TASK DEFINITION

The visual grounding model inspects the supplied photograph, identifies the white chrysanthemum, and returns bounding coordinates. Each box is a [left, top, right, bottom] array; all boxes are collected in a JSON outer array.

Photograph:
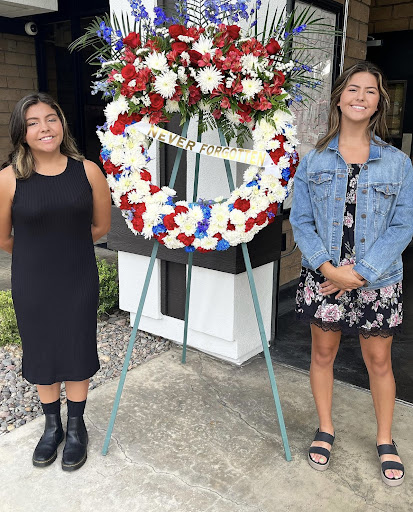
[[125, 126, 148, 146], [163, 236, 185, 249], [214, 196, 224, 203], [128, 190, 144, 203], [225, 110, 241, 126], [178, 35, 195, 43], [141, 223, 155, 239], [142, 95, 151, 107], [241, 78, 263, 100], [241, 54, 259, 74], [161, 186, 176, 197], [104, 96, 129, 126], [165, 100, 180, 113], [229, 209, 247, 225], [161, 205, 175, 215], [284, 142, 295, 153], [200, 237, 218, 250], [192, 35, 216, 56], [223, 231, 242, 246], [243, 166, 259, 182], [198, 100, 211, 112], [187, 206, 204, 222], [144, 51, 168, 73], [253, 119, 276, 143], [125, 151, 147, 171], [109, 148, 125, 166], [284, 125, 299, 145], [278, 155, 290, 170], [196, 66, 224, 94], [132, 180, 151, 196], [267, 139, 281, 150], [154, 70, 178, 99]]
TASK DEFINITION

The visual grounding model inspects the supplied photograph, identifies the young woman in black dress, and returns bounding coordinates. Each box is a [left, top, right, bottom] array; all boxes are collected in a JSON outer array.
[[0, 93, 111, 471]]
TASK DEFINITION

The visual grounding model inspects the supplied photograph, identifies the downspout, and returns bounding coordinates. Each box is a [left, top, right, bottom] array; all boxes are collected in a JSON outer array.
[[340, 0, 350, 73]]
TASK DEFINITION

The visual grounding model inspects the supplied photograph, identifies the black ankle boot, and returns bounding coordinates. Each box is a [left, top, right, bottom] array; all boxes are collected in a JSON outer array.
[[32, 413, 64, 467], [61, 416, 88, 471]]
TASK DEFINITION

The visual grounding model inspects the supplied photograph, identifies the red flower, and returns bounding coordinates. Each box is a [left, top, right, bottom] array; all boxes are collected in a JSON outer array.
[[140, 170, 152, 181], [196, 247, 211, 253], [269, 147, 285, 165], [103, 160, 121, 175], [188, 85, 202, 105], [227, 221, 236, 231], [123, 48, 136, 63], [135, 203, 146, 215], [150, 184, 161, 194], [265, 38, 281, 55], [119, 194, 131, 209], [123, 32, 141, 49], [221, 97, 231, 109], [171, 42, 188, 54], [121, 64, 137, 80], [245, 217, 255, 232], [169, 24, 187, 39], [255, 212, 268, 225], [234, 198, 250, 212], [187, 50, 202, 66], [212, 109, 222, 119], [110, 120, 126, 135], [163, 213, 178, 230], [177, 233, 195, 246], [175, 205, 189, 214], [149, 93, 164, 111], [132, 216, 144, 232], [226, 25, 241, 40]]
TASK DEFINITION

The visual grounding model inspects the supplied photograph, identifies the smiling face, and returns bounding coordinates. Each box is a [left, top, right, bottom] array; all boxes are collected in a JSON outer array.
[[24, 102, 64, 156], [338, 71, 380, 127]]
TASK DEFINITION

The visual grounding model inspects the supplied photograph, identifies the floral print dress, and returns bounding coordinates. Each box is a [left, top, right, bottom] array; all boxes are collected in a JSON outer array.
[[296, 164, 403, 338]]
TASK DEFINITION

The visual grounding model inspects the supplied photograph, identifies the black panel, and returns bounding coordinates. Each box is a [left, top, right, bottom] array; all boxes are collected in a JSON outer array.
[[108, 206, 283, 275], [161, 261, 186, 320]]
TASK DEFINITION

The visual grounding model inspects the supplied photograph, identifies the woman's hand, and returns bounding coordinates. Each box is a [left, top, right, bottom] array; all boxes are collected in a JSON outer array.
[[319, 262, 366, 298]]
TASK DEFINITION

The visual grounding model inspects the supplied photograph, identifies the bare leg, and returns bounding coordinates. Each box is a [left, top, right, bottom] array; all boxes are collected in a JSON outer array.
[[360, 335, 403, 480], [309, 324, 341, 463], [65, 380, 89, 402], [37, 383, 61, 404]]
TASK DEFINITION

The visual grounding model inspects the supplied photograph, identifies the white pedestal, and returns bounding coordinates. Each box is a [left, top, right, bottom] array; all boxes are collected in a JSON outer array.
[[118, 251, 274, 365]]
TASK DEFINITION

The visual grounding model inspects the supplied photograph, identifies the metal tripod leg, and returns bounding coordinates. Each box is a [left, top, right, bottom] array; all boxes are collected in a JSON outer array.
[[218, 129, 291, 461], [102, 120, 190, 455]]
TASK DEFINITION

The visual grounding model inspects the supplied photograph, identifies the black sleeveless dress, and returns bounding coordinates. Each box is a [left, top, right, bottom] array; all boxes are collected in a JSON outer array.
[[11, 157, 100, 385]]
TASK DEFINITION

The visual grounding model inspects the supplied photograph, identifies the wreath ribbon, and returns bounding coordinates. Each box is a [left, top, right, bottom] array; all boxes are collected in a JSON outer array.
[[126, 121, 281, 178]]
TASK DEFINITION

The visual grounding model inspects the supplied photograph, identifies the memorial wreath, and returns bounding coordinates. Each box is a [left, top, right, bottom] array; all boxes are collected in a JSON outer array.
[[72, 0, 325, 252]]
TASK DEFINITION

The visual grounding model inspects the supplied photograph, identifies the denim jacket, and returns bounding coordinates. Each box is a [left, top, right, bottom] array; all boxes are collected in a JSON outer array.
[[290, 134, 413, 290]]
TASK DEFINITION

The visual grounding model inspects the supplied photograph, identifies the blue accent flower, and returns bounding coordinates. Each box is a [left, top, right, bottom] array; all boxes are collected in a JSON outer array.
[[246, 180, 258, 187], [281, 169, 290, 180], [185, 245, 195, 252], [228, 203, 234, 212], [153, 225, 167, 235], [216, 239, 230, 251]]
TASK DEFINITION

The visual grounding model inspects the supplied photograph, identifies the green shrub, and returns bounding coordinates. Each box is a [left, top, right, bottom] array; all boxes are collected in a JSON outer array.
[[97, 257, 119, 317], [0, 290, 21, 346]]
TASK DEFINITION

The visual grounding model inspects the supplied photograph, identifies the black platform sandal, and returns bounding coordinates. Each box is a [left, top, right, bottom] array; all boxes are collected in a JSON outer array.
[[308, 429, 335, 471], [377, 441, 405, 487]]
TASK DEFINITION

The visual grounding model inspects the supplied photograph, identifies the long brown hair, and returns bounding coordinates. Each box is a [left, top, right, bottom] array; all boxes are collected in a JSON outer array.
[[316, 61, 390, 152], [2, 93, 84, 179]]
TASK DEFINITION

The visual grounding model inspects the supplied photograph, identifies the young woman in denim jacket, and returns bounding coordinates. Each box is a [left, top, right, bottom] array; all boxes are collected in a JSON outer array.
[[290, 62, 413, 486]]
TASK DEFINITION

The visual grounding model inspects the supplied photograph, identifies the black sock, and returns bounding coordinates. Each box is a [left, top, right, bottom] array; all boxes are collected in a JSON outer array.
[[67, 399, 86, 418], [41, 399, 61, 415]]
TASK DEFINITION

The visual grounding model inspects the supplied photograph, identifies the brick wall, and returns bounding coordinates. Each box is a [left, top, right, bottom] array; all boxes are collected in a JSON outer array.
[[369, 0, 413, 33], [0, 33, 38, 165]]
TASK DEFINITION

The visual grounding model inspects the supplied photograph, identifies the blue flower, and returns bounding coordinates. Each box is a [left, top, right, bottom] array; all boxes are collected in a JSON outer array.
[[114, 39, 124, 51], [185, 246, 195, 252], [216, 239, 230, 251], [246, 180, 258, 187], [281, 169, 290, 180], [153, 225, 167, 235], [228, 203, 234, 212]]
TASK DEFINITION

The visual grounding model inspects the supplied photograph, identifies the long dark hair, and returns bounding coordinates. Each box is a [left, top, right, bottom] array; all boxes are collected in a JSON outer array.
[[2, 93, 84, 179], [316, 61, 390, 152]]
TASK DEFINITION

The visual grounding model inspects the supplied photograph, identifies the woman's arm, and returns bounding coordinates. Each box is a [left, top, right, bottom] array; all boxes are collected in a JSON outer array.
[[84, 160, 112, 243], [0, 166, 15, 254], [353, 155, 413, 283]]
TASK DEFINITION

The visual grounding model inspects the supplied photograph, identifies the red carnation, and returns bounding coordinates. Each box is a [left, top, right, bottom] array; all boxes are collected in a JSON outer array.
[[149, 93, 164, 111], [135, 203, 146, 215], [123, 32, 141, 49], [175, 205, 189, 214], [245, 217, 255, 232], [169, 24, 187, 39], [132, 216, 144, 232], [119, 194, 131, 209], [140, 170, 152, 181], [177, 233, 195, 246], [171, 42, 188, 54], [265, 38, 281, 55], [121, 64, 137, 80], [150, 184, 161, 194], [234, 198, 250, 212], [103, 160, 120, 175], [256, 211, 268, 225], [227, 221, 236, 231], [163, 213, 178, 230]]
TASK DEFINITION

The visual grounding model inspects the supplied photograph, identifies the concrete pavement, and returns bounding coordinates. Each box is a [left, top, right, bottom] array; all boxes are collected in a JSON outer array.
[[0, 345, 412, 512]]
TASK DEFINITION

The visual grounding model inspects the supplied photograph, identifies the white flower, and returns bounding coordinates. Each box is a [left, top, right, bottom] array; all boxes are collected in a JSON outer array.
[[165, 100, 180, 113], [164, 236, 185, 249], [104, 96, 129, 125], [180, 52, 190, 67], [198, 100, 211, 112], [142, 95, 151, 107], [200, 237, 218, 250], [196, 66, 224, 94], [188, 206, 204, 222], [161, 186, 176, 197], [192, 35, 216, 56], [229, 209, 246, 225], [243, 166, 259, 182], [241, 78, 263, 100], [113, 73, 125, 83], [177, 66, 188, 83], [277, 156, 290, 170], [154, 70, 178, 99], [225, 110, 241, 125], [267, 139, 281, 150], [178, 35, 195, 43], [241, 54, 259, 74], [144, 51, 168, 73]]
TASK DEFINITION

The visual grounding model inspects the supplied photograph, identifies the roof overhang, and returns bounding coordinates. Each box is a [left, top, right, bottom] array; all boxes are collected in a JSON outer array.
[[0, 0, 58, 18]]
